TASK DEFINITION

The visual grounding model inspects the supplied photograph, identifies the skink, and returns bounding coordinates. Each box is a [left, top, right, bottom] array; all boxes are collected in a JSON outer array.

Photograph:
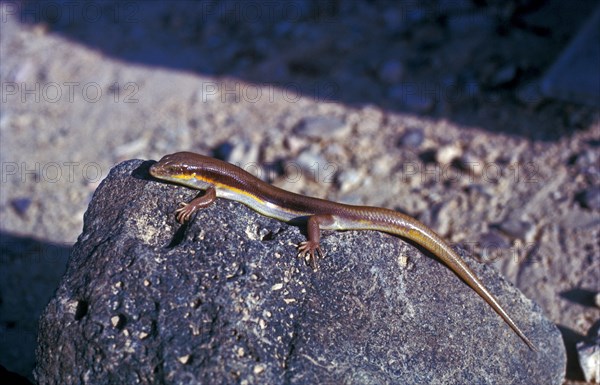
[[149, 151, 536, 351]]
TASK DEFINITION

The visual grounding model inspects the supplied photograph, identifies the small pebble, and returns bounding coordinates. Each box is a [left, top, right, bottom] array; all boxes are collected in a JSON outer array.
[[213, 140, 259, 168], [455, 153, 484, 176], [114, 137, 148, 158], [110, 315, 124, 329], [293, 116, 349, 139], [479, 231, 511, 249], [398, 128, 424, 148], [294, 150, 330, 182], [436, 145, 463, 164], [284, 136, 307, 153], [177, 354, 191, 365], [337, 169, 362, 192], [576, 187, 600, 210], [496, 219, 534, 239], [214, 142, 235, 160], [575, 149, 598, 168], [253, 364, 265, 375], [11, 197, 32, 216], [577, 332, 600, 383], [271, 283, 283, 291], [478, 231, 511, 262]]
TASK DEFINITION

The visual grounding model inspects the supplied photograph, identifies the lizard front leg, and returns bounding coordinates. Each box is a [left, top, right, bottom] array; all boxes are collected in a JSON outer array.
[[175, 186, 217, 223]]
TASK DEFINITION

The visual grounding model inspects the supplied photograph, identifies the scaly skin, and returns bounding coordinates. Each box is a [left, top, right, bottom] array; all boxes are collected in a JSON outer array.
[[149, 151, 537, 351]]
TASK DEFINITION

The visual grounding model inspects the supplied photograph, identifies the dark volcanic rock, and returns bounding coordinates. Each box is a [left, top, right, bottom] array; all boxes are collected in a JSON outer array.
[[35, 160, 566, 385]]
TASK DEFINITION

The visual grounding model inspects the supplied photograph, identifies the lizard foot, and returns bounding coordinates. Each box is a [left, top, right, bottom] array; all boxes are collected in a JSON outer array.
[[175, 202, 196, 223], [297, 241, 324, 270]]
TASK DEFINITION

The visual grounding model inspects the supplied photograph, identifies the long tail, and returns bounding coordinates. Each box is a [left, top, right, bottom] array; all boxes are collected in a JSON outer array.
[[337, 209, 537, 351]]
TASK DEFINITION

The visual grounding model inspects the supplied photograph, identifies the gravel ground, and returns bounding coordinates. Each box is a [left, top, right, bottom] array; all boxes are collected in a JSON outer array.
[[0, 1, 598, 383]]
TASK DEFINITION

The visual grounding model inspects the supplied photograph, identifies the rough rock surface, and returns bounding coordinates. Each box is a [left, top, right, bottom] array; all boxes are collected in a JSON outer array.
[[35, 160, 566, 384]]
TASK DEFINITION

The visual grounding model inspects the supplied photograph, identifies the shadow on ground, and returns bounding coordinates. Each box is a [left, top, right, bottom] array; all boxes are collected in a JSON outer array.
[[7, 0, 599, 140], [0, 231, 71, 382]]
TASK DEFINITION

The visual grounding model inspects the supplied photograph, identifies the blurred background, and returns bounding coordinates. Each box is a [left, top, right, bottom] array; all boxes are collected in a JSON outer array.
[[1, 0, 599, 383]]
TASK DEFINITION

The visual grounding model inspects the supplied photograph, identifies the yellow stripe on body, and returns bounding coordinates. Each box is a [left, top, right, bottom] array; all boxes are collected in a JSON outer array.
[[173, 173, 303, 222]]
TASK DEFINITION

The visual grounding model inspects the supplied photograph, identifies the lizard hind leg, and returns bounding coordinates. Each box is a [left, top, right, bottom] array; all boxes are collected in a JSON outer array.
[[297, 214, 336, 270], [297, 241, 325, 270]]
